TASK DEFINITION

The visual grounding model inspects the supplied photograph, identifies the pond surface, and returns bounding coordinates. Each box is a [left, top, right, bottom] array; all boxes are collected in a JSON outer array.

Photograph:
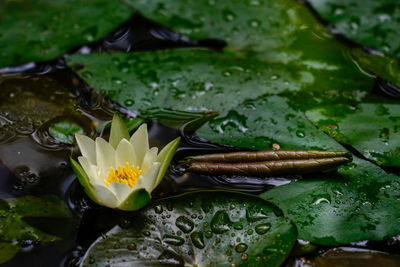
[[1, 1, 400, 267]]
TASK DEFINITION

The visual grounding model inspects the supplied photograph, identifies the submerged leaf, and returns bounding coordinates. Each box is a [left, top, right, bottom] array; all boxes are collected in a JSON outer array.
[[81, 191, 297, 267], [49, 121, 84, 145], [0, 195, 71, 263]]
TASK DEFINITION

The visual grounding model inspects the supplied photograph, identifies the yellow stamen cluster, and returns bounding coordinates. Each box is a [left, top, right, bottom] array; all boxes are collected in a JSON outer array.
[[105, 162, 141, 188]]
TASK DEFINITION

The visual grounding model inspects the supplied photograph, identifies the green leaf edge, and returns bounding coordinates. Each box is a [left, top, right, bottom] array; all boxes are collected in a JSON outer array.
[[109, 112, 130, 149], [125, 117, 147, 134], [70, 157, 102, 206], [155, 136, 181, 187], [0, 242, 20, 264]]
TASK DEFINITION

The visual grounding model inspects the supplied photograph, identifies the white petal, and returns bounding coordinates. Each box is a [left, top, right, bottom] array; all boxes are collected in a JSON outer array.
[[141, 147, 158, 174], [138, 162, 160, 192], [107, 182, 133, 205], [75, 134, 96, 165], [96, 137, 115, 179], [130, 124, 149, 167], [78, 156, 103, 186], [115, 139, 137, 167], [93, 185, 119, 208]]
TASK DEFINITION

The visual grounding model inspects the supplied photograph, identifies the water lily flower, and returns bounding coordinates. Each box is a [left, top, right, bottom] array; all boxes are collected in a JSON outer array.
[[70, 113, 180, 210]]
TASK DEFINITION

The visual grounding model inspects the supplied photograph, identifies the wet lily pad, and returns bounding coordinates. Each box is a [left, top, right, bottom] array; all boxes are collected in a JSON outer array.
[[0, 0, 132, 68], [261, 157, 400, 245], [66, 48, 360, 148], [308, 0, 400, 58], [197, 95, 342, 151], [305, 103, 400, 167], [80, 191, 297, 267], [0, 195, 71, 263]]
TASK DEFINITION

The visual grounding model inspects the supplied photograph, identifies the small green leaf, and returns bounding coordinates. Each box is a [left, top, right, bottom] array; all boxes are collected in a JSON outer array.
[[261, 157, 400, 245], [109, 113, 130, 149], [49, 121, 84, 145], [125, 117, 147, 134], [81, 191, 297, 267], [70, 157, 101, 205], [118, 188, 151, 211], [155, 137, 181, 187]]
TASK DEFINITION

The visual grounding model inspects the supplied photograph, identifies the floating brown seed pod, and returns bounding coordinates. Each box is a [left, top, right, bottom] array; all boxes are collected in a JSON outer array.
[[188, 149, 352, 163], [186, 150, 352, 177]]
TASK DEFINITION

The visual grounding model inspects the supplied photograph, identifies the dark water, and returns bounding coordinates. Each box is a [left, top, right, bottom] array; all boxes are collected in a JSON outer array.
[[0, 9, 399, 267]]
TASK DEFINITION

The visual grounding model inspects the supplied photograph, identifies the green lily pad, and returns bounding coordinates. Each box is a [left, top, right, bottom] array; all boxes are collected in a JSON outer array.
[[260, 157, 400, 246], [0, 195, 71, 264], [80, 191, 297, 267], [67, 50, 307, 113], [0, 0, 132, 68], [308, 0, 400, 58], [49, 121, 84, 145], [305, 103, 400, 167], [198, 95, 342, 151], [66, 48, 364, 148]]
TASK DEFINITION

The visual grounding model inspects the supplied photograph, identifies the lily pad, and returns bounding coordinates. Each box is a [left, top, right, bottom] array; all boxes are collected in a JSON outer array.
[[308, 0, 400, 58], [0, 0, 132, 68], [0, 195, 71, 263], [80, 191, 297, 267], [66, 48, 362, 148], [260, 157, 400, 245], [49, 121, 84, 145], [305, 103, 400, 167], [197, 95, 342, 151]]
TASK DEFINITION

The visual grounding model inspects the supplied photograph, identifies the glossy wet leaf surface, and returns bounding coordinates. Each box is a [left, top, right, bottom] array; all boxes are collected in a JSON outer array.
[[197, 96, 342, 151], [0, 195, 71, 263], [308, 0, 400, 58], [81, 191, 297, 267], [306, 103, 400, 167], [261, 157, 400, 246], [0, 0, 132, 68]]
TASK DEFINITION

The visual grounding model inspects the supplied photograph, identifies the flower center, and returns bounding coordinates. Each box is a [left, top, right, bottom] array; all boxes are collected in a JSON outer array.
[[105, 162, 142, 188]]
